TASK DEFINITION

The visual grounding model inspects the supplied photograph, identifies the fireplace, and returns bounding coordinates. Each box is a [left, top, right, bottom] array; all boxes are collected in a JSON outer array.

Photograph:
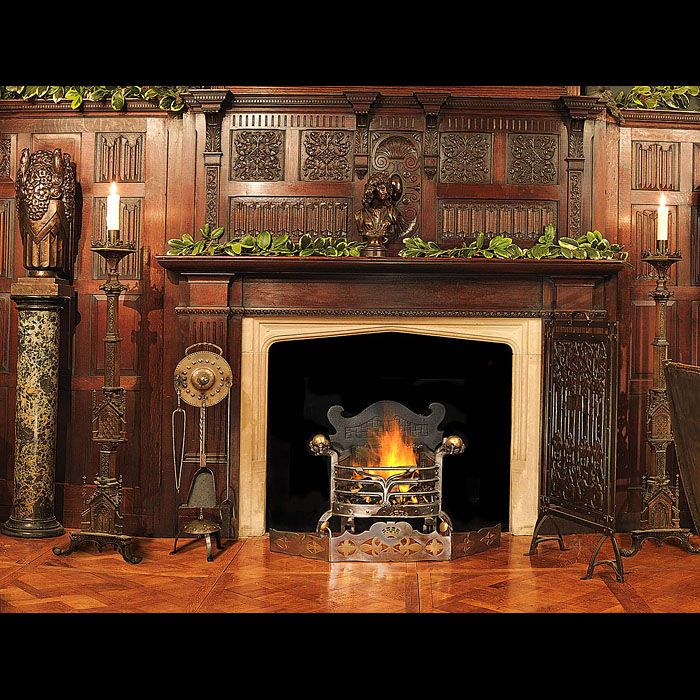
[[239, 315, 544, 541]]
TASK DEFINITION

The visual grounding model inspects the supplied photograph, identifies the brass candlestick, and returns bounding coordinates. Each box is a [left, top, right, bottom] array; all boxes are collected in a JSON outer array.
[[53, 229, 142, 564], [621, 239, 700, 556]]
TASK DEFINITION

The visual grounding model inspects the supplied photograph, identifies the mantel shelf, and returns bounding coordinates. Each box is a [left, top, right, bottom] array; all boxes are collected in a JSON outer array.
[[155, 255, 625, 277]]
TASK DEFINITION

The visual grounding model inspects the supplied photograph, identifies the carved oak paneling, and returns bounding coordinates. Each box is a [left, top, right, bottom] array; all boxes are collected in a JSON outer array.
[[631, 204, 678, 282], [439, 132, 492, 183], [371, 132, 421, 234], [0, 198, 13, 278], [95, 133, 145, 183], [632, 141, 679, 191], [230, 129, 284, 181], [438, 199, 557, 243], [228, 196, 350, 239], [0, 293, 9, 372], [300, 130, 352, 181], [89, 293, 140, 376], [92, 198, 142, 279], [0, 135, 10, 180], [507, 133, 559, 185]]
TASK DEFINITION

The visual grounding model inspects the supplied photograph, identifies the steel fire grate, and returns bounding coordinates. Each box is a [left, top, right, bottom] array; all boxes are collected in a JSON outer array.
[[269, 400, 501, 562]]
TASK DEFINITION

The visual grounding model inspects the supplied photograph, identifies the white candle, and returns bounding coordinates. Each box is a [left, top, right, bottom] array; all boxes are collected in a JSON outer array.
[[657, 192, 669, 241], [106, 181, 120, 231]]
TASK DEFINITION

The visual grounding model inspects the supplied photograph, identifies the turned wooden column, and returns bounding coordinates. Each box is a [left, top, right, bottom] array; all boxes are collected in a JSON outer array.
[[2, 278, 73, 538]]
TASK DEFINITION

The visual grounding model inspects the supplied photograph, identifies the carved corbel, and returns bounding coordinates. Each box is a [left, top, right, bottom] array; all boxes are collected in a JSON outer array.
[[415, 92, 450, 180], [560, 96, 605, 238], [182, 88, 231, 228], [344, 91, 378, 180]]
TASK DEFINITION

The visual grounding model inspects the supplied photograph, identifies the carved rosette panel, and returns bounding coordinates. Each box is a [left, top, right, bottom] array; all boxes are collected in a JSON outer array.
[[0, 136, 10, 180], [632, 141, 679, 191], [228, 196, 350, 240], [95, 133, 145, 182], [370, 132, 421, 233], [301, 130, 352, 181], [439, 132, 492, 183], [0, 198, 13, 278], [92, 197, 142, 279], [543, 322, 617, 530], [230, 130, 284, 181], [507, 133, 558, 185], [439, 199, 557, 243]]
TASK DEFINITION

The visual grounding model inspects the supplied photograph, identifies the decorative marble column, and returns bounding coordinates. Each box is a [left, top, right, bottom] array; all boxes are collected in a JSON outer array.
[[1, 278, 73, 538]]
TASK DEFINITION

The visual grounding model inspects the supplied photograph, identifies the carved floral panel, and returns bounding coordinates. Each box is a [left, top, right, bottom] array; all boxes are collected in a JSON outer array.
[[507, 133, 558, 185], [230, 130, 284, 181], [0, 136, 10, 181], [301, 130, 352, 181], [439, 132, 492, 183]]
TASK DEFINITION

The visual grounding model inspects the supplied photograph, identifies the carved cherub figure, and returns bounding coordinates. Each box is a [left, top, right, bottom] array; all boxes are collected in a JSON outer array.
[[16, 147, 75, 278], [354, 172, 415, 256]]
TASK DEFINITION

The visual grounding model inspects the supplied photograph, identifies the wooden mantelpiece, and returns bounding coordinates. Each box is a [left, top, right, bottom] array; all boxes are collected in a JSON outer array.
[[157, 254, 623, 538], [157, 255, 623, 316]]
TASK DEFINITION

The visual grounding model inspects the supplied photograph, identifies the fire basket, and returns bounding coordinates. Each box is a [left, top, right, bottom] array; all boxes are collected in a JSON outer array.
[[269, 400, 501, 562]]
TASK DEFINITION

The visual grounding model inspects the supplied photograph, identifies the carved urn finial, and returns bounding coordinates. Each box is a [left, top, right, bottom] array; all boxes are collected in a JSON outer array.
[[16, 147, 76, 279]]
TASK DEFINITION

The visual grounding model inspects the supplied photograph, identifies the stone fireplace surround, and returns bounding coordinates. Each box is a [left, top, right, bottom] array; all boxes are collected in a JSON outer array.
[[157, 255, 623, 541], [240, 315, 541, 537]]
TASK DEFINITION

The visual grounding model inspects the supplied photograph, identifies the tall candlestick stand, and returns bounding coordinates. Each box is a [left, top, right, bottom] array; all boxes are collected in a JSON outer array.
[[53, 229, 142, 564], [621, 239, 700, 557]]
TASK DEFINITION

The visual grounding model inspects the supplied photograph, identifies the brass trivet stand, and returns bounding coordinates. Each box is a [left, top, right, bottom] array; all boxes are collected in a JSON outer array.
[[54, 229, 141, 564], [621, 241, 700, 557]]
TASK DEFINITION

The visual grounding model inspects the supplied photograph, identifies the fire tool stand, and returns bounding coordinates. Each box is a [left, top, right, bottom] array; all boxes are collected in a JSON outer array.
[[53, 228, 141, 564], [621, 242, 700, 558]]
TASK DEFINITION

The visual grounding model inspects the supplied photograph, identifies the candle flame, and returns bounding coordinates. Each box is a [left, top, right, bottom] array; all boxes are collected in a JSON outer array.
[[660, 192, 666, 207], [110, 181, 117, 196]]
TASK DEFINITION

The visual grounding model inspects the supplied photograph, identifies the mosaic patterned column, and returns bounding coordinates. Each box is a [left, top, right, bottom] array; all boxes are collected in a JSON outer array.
[[2, 281, 72, 538]]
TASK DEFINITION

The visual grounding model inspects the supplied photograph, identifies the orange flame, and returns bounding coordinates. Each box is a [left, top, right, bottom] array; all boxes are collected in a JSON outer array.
[[353, 419, 416, 481]]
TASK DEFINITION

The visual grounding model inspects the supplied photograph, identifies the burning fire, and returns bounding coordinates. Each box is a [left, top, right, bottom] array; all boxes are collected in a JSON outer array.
[[351, 419, 420, 503]]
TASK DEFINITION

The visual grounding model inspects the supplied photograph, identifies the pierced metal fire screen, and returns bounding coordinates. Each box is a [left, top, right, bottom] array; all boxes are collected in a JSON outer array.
[[269, 400, 501, 562]]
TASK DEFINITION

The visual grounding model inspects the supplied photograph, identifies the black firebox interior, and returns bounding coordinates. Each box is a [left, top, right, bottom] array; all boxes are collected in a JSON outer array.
[[266, 332, 512, 533]]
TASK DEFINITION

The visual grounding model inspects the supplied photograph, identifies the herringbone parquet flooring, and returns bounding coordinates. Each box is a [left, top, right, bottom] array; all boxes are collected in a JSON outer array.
[[1, 531, 699, 612]]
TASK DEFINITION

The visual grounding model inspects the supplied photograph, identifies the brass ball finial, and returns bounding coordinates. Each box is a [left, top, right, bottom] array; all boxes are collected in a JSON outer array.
[[444, 435, 464, 451]]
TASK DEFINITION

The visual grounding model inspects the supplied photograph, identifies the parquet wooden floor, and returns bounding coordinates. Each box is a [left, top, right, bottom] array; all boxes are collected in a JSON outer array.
[[1, 530, 699, 612]]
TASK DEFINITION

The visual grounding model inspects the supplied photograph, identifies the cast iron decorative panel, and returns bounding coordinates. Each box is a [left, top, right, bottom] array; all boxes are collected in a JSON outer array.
[[540, 318, 618, 532], [230, 129, 284, 181]]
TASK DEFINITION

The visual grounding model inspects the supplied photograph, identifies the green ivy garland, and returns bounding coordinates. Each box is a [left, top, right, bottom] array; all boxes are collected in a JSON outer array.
[[614, 86, 699, 111], [399, 225, 628, 261], [167, 224, 366, 257], [167, 224, 628, 262], [0, 86, 203, 112]]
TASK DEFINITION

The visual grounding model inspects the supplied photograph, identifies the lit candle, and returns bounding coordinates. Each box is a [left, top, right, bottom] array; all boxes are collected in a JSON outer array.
[[106, 181, 120, 235], [657, 192, 669, 242]]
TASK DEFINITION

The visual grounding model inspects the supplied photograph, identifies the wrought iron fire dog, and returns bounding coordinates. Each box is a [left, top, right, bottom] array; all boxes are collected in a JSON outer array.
[[269, 400, 501, 562]]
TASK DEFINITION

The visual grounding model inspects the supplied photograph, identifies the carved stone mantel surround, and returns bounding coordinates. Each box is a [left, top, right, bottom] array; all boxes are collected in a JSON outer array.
[[157, 255, 623, 538]]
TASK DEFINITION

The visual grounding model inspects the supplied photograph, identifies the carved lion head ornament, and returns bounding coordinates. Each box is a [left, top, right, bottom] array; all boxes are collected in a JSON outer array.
[[16, 147, 76, 278]]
